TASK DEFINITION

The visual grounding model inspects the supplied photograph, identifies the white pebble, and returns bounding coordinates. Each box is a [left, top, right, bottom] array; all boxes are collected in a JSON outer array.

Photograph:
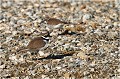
[[9, 54, 18, 61], [12, 31, 17, 35], [56, 66, 61, 69], [42, 75, 47, 78], [44, 77, 50, 79], [0, 49, 3, 52], [0, 64, 5, 69], [38, 51, 44, 56], [118, 68, 120, 72], [83, 14, 92, 22], [53, 24, 62, 29]]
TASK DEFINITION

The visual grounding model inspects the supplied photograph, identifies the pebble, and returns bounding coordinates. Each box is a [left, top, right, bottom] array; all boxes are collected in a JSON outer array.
[[56, 66, 62, 69], [17, 19, 26, 25], [9, 54, 18, 64], [2, 2, 11, 9], [77, 52, 88, 59], [53, 24, 63, 29], [0, 49, 3, 53], [44, 77, 50, 79], [82, 14, 92, 22], [38, 51, 44, 56], [0, 64, 5, 69], [42, 75, 47, 79], [12, 31, 17, 35], [113, 22, 119, 27]]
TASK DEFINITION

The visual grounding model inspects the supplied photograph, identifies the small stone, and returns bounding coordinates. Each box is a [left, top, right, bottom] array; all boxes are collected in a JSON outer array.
[[0, 64, 5, 69], [17, 19, 26, 25], [107, 31, 118, 38], [113, 22, 118, 27], [82, 14, 92, 22], [0, 49, 3, 52], [117, 68, 120, 72], [0, 14, 3, 20], [9, 54, 18, 64], [38, 51, 44, 56], [24, 76, 29, 79], [53, 24, 62, 29], [80, 4, 86, 10], [89, 61, 96, 67], [77, 42, 82, 46], [2, 2, 11, 9], [44, 65, 50, 70], [12, 31, 17, 35], [56, 66, 61, 69], [50, 31, 58, 36], [42, 75, 47, 79], [77, 51, 88, 59], [34, 3, 39, 7], [64, 72, 70, 79]]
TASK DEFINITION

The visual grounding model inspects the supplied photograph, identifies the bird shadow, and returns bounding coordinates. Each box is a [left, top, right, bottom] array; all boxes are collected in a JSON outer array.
[[32, 53, 73, 60]]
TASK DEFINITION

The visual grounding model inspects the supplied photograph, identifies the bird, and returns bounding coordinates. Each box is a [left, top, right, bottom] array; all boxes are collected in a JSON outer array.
[[46, 18, 68, 25], [41, 18, 69, 25], [27, 37, 46, 50], [17, 37, 48, 53]]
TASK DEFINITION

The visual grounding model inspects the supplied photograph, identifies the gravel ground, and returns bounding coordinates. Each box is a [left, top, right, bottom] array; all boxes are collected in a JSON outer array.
[[0, 0, 120, 79]]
